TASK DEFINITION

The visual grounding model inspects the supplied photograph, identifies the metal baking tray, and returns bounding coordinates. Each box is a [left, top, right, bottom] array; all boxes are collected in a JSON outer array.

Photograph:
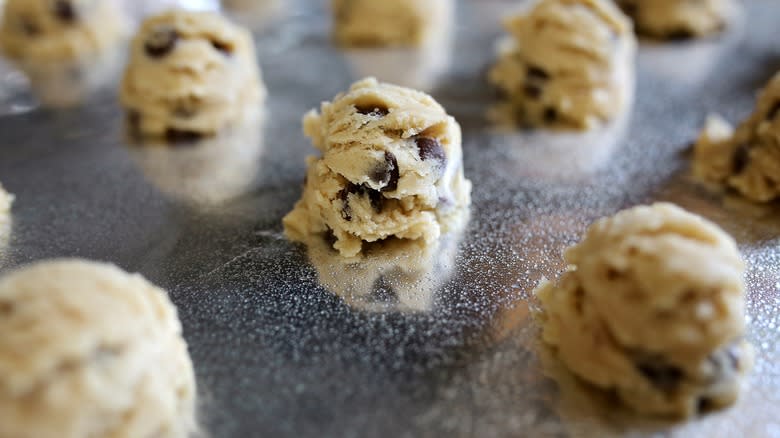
[[1, 1, 779, 436]]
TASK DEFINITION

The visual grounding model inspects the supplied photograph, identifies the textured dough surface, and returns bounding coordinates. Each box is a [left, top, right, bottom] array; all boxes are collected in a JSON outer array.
[[489, 0, 636, 130], [283, 77, 471, 258], [0, 259, 196, 438], [120, 10, 265, 138], [331, 0, 452, 47], [616, 0, 734, 39], [535, 203, 752, 417], [694, 72, 780, 202], [0, 0, 128, 63]]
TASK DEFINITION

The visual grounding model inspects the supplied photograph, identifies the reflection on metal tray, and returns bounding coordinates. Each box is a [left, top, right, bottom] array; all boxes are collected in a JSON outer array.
[[1, 1, 779, 437]]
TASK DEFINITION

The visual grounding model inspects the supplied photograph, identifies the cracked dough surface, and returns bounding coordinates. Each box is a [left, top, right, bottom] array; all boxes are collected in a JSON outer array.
[[331, 0, 452, 47], [535, 203, 752, 417], [694, 72, 780, 202], [489, 0, 636, 130], [0, 260, 196, 438], [0, 0, 128, 63], [283, 77, 471, 258], [120, 10, 264, 138], [616, 0, 734, 39]]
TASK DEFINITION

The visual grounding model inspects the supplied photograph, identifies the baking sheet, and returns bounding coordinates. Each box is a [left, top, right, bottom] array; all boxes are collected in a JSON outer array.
[[1, 1, 779, 437]]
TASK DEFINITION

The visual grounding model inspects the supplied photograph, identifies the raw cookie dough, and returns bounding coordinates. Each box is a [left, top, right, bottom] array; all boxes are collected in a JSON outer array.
[[308, 217, 465, 312], [283, 77, 472, 258], [0, 259, 196, 438], [535, 203, 752, 417], [0, 0, 128, 63], [616, 0, 734, 39], [120, 10, 265, 139], [694, 72, 780, 202], [488, 0, 636, 130], [331, 0, 452, 47]]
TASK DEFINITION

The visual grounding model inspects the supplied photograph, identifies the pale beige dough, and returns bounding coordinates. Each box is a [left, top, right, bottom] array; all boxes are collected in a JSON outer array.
[[331, 0, 452, 47], [694, 72, 780, 202], [0, 259, 196, 438], [283, 77, 471, 258], [307, 216, 465, 312], [489, 0, 636, 130], [616, 0, 735, 39], [535, 203, 752, 417], [120, 10, 265, 138], [0, 0, 128, 63]]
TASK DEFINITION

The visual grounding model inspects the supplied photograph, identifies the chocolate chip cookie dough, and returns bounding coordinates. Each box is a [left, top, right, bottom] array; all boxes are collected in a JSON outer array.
[[332, 0, 453, 47], [0, 259, 197, 438], [694, 72, 780, 202], [0, 0, 128, 63], [120, 10, 265, 139], [283, 77, 471, 258], [489, 0, 636, 130], [535, 203, 752, 417], [616, 0, 735, 39]]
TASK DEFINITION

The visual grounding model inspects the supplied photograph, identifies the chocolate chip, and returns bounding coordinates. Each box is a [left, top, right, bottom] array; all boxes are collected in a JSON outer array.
[[53, 0, 76, 22], [697, 397, 715, 413], [165, 128, 202, 144], [210, 39, 233, 55], [766, 101, 780, 121], [323, 228, 338, 248], [527, 65, 550, 81], [339, 182, 385, 221], [620, 3, 638, 19], [369, 152, 399, 192], [666, 29, 694, 41], [544, 107, 558, 123], [523, 84, 543, 99], [415, 137, 446, 163], [20, 17, 40, 35], [637, 360, 684, 392], [145, 26, 178, 58], [732, 143, 750, 174], [356, 104, 389, 117]]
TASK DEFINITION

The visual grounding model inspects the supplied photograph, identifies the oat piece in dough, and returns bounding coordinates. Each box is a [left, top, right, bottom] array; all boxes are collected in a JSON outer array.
[[0, 259, 197, 438], [0, 0, 128, 63], [120, 10, 265, 139], [283, 77, 472, 258], [616, 0, 734, 39], [694, 72, 780, 202], [331, 0, 452, 47], [535, 203, 752, 417], [489, 0, 636, 130]]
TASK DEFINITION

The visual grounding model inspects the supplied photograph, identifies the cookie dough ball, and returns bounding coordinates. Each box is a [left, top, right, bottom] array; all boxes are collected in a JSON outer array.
[[120, 10, 265, 139], [535, 203, 752, 417], [694, 72, 780, 202], [332, 0, 452, 47], [0, 0, 128, 63], [489, 0, 636, 130], [0, 260, 196, 438], [616, 0, 734, 39], [283, 77, 471, 258]]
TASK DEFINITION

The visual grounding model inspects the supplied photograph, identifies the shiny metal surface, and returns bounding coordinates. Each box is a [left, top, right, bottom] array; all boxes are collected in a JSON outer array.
[[1, 1, 779, 437]]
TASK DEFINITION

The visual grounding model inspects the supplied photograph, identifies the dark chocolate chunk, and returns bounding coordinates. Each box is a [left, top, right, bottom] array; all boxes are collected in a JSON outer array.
[[355, 104, 389, 117], [666, 29, 695, 41], [369, 152, 399, 192], [145, 26, 179, 58], [527, 65, 550, 81], [339, 182, 385, 221], [637, 359, 684, 392], [697, 397, 715, 413], [165, 128, 202, 144], [210, 39, 233, 55], [766, 101, 780, 121], [732, 143, 750, 174], [339, 186, 352, 221], [543, 107, 558, 123], [323, 228, 338, 248], [415, 137, 446, 163], [20, 17, 40, 36], [523, 84, 543, 99], [53, 0, 76, 22]]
